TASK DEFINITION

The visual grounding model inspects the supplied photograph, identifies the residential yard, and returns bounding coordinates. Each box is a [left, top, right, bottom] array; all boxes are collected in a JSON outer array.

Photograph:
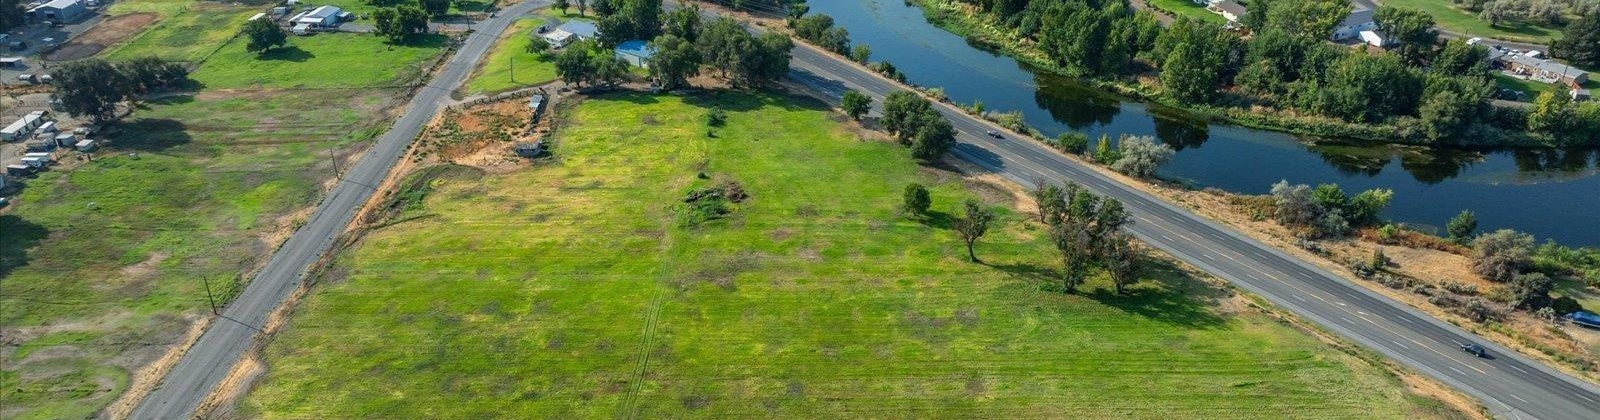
[[463, 17, 560, 95], [1380, 0, 1561, 44], [0, 89, 400, 420], [190, 33, 449, 89], [1146, 0, 1226, 24], [237, 92, 1461, 419], [101, 0, 259, 61]]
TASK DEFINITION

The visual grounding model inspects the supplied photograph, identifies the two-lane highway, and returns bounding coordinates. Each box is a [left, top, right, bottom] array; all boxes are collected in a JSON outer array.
[[785, 44, 1600, 419], [128, 2, 549, 418]]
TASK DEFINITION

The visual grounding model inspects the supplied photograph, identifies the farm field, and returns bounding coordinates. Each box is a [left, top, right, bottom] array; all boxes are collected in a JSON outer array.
[[101, 1, 259, 61], [190, 33, 448, 89], [1381, 0, 1561, 44], [463, 16, 561, 95], [238, 92, 1460, 418], [0, 89, 401, 420]]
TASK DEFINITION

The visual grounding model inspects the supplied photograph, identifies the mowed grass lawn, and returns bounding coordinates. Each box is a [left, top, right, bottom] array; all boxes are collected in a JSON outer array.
[[1147, 0, 1226, 24], [0, 89, 399, 420], [239, 92, 1457, 418], [464, 17, 560, 95], [1381, 0, 1561, 43], [191, 33, 448, 89], [103, 0, 258, 61]]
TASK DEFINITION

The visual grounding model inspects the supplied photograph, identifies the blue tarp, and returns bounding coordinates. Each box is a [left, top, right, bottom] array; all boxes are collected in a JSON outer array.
[[1568, 311, 1600, 328]]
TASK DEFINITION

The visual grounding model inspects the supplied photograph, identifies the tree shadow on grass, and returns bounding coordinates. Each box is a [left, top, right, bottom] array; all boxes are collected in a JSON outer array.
[[1081, 258, 1229, 329], [115, 118, 194, 152], [258, 46, 314, 62], [0, 215, 50, 280], [915, 209, 954, 230]]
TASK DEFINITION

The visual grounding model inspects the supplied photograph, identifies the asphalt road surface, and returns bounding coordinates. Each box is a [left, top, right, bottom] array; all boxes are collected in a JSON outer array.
[[127, 2, 548, 418], [784, 44, 1600, 420]]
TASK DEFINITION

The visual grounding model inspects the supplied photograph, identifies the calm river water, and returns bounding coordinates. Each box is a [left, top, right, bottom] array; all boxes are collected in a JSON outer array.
[[809, 0, 1600, 246]]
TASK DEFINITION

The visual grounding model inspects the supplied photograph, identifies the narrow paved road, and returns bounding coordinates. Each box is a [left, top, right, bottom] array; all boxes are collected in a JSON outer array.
[[784, 44, 1600, 420], [127, 2, 548, 418]]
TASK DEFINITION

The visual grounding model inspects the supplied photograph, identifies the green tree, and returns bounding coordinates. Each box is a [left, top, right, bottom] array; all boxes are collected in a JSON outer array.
[[1419, 90, 1473, 143], [53, 59, 132, 123], [1241, 0, 1269, 31], [696, 17, 747, 79], [663, 3, 701, 42], [0, 0, 22, 32], [554, 0, 570, 14], [741, 32, 793, 87], [840, 90, 871, 121], [243, 18, 288, 55], [597, 0, 662, 46], [902, 183, 931, 217], [525, 36, 551, 56], [794, 14, 849, 53], [647, 34, 701, 90], [1055, 131, 1089, 155], [953, 199, 996, 262], [555, 40, 598, 86], [1093, 134, 1118, 164], [1432, 39, 1488, 77], [1105, 231, 1139, 294], [882, 90, 932, 142], [1374, 6, 1436, 65], [115, 56, 187, 105], [1472, 229, 1534, 282], [398, 5, 430, 36], [909, 113, 955, 160], [1346, 188, 1393, 227], [1265, 0, 1350, 40], [1032, 182, 1065, 223], [374, 8, 402, 42], [1527, 91, 1576, 136], [1050, 214, 1093, 293], [850, 44, 872, 64], [1447, 210, 1478, 243], [1552, 13, 1600, 68], [1509, 272, 1554, 310], [591, 54, 631, 88], [1111, 135, 1174, 178], [418, 0, 450, 17]]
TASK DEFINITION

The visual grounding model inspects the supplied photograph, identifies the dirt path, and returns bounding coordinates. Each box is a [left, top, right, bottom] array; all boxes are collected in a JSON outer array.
[[46, 13, 159, 61]]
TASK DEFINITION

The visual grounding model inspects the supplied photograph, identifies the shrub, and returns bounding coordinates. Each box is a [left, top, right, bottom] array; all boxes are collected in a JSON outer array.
[[901, 183, 931, 217], [1054, 131, 1089, 155], [707, 107, 728, 127], [1472, 229, 1535, 282], [1551, 296, 1584, 315], [1110, 135, 1175, 179]]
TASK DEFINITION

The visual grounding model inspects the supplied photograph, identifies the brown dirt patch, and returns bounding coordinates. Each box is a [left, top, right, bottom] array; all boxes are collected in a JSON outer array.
[[46, 13, 159, 61]]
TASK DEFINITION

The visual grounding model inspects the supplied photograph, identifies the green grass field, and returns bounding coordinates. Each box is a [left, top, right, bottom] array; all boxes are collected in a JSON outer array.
[[0, 90, 399, 420], [191, 33, 448, 89], [103, 1, 258, 61], [463, 17, 560, 95], [1381, 0, 1561, 44], [1146, 0, 1227, 24], [238, 91, 1458, 418]]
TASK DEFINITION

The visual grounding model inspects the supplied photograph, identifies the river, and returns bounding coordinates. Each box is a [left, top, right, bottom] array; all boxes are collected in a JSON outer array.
[[808, 0, 1600, 246]]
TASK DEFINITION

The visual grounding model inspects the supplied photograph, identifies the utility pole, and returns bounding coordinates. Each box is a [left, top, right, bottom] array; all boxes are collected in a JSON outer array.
[[327, 140, 342, 180], [202, 276, 219, 315]]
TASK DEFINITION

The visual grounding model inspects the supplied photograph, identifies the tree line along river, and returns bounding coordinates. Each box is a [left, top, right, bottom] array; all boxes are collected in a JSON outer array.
[[808, 0, 1600, 247]]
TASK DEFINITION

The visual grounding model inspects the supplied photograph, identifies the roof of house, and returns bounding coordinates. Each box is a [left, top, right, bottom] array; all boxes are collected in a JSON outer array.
[[1502, 53, 1588, 79], [305, 5, 341, 19], [1339, 8, 1375, 28], [30, 0, 82, 11], [555, 20, 598, 39], [1213, 0, 1245, 16], [615, 40, 654, 58]]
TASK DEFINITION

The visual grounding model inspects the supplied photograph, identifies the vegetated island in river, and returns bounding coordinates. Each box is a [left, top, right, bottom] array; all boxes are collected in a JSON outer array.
[[890, 0, 1600, 149]]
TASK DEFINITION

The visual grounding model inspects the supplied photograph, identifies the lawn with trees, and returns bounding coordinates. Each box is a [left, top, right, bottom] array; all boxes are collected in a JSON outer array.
[[237, 91, 1460, 418], [463, 17, 563, 94]]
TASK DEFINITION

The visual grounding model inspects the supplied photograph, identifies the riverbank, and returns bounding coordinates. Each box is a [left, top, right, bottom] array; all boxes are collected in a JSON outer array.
[[908, 0, 1554, 148]]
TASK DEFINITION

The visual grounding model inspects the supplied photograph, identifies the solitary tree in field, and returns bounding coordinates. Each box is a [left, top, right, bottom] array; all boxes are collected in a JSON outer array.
[[53, 59, 130, 123], [953, 199, 995, 263], [1105, 231, 1139, 294], [841, 90, 871, 121], [901, 183, 931, 217], [243, 18, 288, 55]]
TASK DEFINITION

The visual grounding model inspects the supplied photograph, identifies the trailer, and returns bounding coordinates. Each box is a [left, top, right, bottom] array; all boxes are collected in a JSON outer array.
[[1569, 311, 1600, 329], [20, 156, 49, 168], [4, 164, 34, 176]]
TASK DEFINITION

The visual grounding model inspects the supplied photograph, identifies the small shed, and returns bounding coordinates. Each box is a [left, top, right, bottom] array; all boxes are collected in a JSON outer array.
[[0, 57, 21, 68], [27, 0, 88, 23], [75, 139, 97, 152], [1, 119, 29, 141], [528, 94, 546, 122], [53, 132, 76, 147], [614, 40, 655, 68], [5, 164, 34, 176], [1573, 89, 1592, 102], [24, 140, 55, 152], [21, 156, 50, 167], [513, 140, 544, 157], [36, 120, 57, 134]]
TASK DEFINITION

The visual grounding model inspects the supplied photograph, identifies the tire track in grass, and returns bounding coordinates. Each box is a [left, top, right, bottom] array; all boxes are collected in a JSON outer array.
[[620, 281, 666, 419]]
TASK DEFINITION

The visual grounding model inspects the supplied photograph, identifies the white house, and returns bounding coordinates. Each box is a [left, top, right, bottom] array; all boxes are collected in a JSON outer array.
[[1207, 0, 1246, 23], [542, 20, 597, 48], [1359, 30, 1385, 47], [290, 5, 343, 34], [1331, 7, 1377, 42], [614, 40, 655, 68]]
